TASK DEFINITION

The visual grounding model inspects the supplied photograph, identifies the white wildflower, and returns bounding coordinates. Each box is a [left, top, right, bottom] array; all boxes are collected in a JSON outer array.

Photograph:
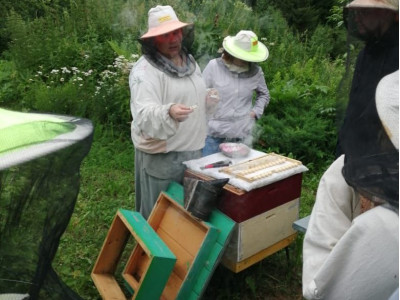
[[61, 67, 71, 74]]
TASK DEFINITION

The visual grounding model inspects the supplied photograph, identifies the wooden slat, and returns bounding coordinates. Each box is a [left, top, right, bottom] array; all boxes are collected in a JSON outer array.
[[161, 270, 183, 300], [92, 216, 129, 274], [157, 226, 194, 280], [123, 245, 150, 292], [91, 273, 126, 300], [158, 205, 207, 255]]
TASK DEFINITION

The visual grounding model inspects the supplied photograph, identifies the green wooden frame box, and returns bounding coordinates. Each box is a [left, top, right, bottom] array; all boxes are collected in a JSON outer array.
[[145, 191, 220, 300], [91, 209, 176, 300], [164, 182, 236, 299]]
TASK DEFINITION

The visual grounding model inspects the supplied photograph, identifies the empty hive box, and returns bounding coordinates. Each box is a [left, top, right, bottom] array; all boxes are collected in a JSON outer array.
[[143, 192, 219, 300], [91, 209, 176, 300], [164, 182, 236, 299]]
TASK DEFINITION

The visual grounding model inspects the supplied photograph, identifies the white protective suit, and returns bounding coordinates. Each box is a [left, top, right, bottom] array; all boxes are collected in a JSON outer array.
[[302, 155, 399, 300], [129, 55, 207, 154]]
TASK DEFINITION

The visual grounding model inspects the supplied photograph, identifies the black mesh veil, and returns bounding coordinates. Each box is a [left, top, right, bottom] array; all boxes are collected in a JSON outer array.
[[335, 2, 399, 210], [0, 109, 93, 299], [336, 3, 399, 157], [341, 68, 399, 209]]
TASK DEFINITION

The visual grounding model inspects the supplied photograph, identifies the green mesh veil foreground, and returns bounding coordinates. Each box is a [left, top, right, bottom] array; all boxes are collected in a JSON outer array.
[[0, 108, 93, 299]]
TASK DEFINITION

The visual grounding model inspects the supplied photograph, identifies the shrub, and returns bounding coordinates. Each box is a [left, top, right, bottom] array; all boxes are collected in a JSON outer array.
[[255, 57, 344, 168], [1, 0, 346, 171], [23, 55, 137, 128]]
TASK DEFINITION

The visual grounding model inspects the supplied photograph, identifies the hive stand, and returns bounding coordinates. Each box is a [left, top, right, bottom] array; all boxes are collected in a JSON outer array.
[[91, 209, 176, 300]]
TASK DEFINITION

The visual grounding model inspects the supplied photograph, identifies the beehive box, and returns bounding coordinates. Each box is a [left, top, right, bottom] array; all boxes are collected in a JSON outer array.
[[217, 173, 302, 222], [184, 170, 302, 223], [222, 198, 299, 269], [164, 182, 235, 300], [183, 170, 302, 273], [91, 210, 176, 300], [144, 192, 219, 300]]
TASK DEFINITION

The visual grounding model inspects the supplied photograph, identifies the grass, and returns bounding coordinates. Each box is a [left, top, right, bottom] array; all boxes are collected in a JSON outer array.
[[54, 126, 325, 300]]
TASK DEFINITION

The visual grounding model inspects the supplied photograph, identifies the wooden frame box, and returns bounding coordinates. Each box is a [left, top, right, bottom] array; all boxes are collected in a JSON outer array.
[[92, 209, 176, 300], [164, 182, 235, 300], [146, 192, 219, 300]]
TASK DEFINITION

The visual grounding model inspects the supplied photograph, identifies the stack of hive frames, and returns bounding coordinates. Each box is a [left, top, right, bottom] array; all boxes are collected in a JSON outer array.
[[219, 152, 301, 182]]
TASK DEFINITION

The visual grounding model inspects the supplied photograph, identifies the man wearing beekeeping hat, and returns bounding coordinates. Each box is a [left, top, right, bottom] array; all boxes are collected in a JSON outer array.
[[303, 69, 399, 299], [336, 0, 398, 157]]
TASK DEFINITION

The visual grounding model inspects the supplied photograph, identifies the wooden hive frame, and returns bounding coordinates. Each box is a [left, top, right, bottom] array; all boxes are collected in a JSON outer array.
[[91, 209, 176, 300], [219, 152, 302, 182]]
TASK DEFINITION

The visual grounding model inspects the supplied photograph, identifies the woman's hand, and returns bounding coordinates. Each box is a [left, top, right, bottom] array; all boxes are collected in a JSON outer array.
[[169, 104, 194, 122], [206, 88, 219, 116]]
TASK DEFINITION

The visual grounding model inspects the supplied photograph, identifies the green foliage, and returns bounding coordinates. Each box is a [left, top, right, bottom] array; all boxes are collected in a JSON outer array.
[[0, 60, 23, 107], [190, 0, 260, 68], [255, 0, 336, 33], [255, 57, 343, 168], [21, 55, 136, 128], [327, 0, 348, 28], [0, 0, 346, 168]]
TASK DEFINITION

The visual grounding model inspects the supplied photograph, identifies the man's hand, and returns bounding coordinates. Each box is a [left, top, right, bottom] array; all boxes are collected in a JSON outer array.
[[169, 104, 194, 122]]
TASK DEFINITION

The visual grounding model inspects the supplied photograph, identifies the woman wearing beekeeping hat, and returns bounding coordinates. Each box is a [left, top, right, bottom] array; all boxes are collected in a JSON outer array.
[[336, 0, 398, 157], [129, 5, 210, 219], [202, 30, 270, 156]]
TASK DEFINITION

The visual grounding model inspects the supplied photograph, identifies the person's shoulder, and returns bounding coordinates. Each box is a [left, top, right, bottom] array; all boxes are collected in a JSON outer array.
[[202, 58, 220, 74], [206, 57, 222, 67], [132, 56, 151, 71], [131, 56, 160, 77], [319, 155, 345, 182], [354, 205, 398, 232], [252, 63, 263, 72]]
